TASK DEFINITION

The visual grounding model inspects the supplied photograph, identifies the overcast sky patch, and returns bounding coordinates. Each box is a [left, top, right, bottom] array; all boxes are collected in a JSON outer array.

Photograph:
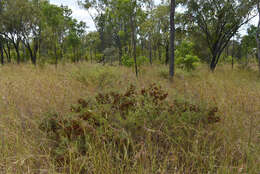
[[49, 0, 257, 35]]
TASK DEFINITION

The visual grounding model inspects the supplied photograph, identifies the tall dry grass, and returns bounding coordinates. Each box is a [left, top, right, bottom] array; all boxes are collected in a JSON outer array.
[[0, 63, 259, 173]]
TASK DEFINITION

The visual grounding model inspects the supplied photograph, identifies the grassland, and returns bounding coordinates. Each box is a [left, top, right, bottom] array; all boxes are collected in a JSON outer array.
[[0, 63, 259, 174]]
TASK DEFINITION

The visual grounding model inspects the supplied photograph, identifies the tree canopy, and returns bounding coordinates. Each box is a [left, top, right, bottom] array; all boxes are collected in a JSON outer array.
[[0, 0, 258, 74]]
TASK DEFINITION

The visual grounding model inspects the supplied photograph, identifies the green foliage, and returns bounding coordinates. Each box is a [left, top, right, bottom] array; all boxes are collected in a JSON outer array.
[[185, 0, 256, 70], [176, 54, 200, 72], [220, 56, 233, 64], [176, 40, 200, 71], [40, 84, 221, 172], [122, 54, 148, 67], [95, 53, 104, 62]]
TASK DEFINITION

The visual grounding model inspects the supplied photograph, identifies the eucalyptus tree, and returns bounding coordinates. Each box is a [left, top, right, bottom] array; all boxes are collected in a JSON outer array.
[[0, 0, 25, 64], [145, 1, 155, 64], [169, 0, 176, 80], [241, 25, 257, 64], [153, 4, 170, 64], [80, 0, 150, 77], [41, 2, 70, 66], [20, 0, 42, 65], [85, 31, 100, 63], [79, 0, 110, 55], [186, 0, 257, 71], [0, 35, 4, 65], [0, 0, 4, 64], [257, 0, 260, 74], [126, 0, 150, 77], [66, 20, 87, 62], [2, 37, 11, 63], [105, 0, 132, 65]]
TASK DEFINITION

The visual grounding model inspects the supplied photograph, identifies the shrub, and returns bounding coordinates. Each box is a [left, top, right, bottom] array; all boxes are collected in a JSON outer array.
[[220, 55, 233, 64], [95, 53, 104, 62], [122, 54, 148, 67], [176, 40, 200, 71], [176, 54, 200, 72], [40, 84, 221, 173], [103, 47, 117, 64]]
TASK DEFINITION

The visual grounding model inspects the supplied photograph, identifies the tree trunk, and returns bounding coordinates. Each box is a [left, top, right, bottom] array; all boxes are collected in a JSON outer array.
[[210, 48, 225, 72], [117, 34, 123, 65], [130, 3, 138, 78], [73, 47, 76, 63], [13, 40, 21, 64], [141, 39, 144, 55], [33, 39, 39, 65], [165, 42, 169, 65], [5, 42, 11, 63], [90, 48, 93, 63], [232, 39, 235, 69], [22, 44, 26, 62], [149, 36, 152, 65], [24, 41, 37, 65], [14, 45, 20, 64], [169, 0, 175, 81], [119, 45, 123, 65], [158, 45, 162, 62], [210, 52, 218, 71], [257, 0, 260, 75], [3, 46, 8, 62], [27, 45, 36, 65], [246, 47, 248, 65], [54, 43, 58, 68], [0, 42, 4, 65], [95, 48, 97, 60], [60, 43, 64, 60]]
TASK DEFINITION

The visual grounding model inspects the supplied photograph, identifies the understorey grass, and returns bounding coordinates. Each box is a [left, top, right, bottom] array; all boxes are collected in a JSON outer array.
[[0, 63, 259, 173]]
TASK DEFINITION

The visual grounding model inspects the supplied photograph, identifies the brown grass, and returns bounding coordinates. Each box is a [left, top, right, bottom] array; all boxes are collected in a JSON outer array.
[[0, 63, 259, 173]]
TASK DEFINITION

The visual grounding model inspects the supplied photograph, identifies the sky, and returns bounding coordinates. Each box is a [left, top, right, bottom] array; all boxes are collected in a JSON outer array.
[[49, 0, 162, 31], [49, 0, 258, 35], [49, 0, 95, 31]]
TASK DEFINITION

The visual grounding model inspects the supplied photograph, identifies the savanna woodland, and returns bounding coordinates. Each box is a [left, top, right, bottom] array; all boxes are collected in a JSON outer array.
[[0, 0, 259, 173]]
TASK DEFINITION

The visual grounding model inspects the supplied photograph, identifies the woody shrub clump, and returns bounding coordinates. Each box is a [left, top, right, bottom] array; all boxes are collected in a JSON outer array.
[[40, 84, 221, 172]]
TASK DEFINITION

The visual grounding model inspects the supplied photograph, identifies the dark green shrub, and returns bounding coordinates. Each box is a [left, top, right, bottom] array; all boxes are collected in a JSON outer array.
[[122, 54, 148, 67], [176, 40, 200, 71], [40, 84, 221, 172]]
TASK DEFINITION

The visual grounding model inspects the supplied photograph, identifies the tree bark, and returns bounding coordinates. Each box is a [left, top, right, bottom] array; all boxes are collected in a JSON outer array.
[[0, 42, 4, 65], [27, 46, 36, 65], [246, 47, 248, 65], [210, 55, 217, 71], [149, 36, 152, 65], [116, 34, 122, 65], [130, 2, 138, 78], [169, 0, 175, 81], [3, 42, 11, 63], [210, 50, 223, 71], [23, 40, 38, 65], [90, 48, 93, 63], [165, 41, 169, 65], [257, 0, 260, 75], [54, 43, 58, 68], [12, 39, 21, 64], [158, 45, 162, 62], [119, 44, 123, 65]]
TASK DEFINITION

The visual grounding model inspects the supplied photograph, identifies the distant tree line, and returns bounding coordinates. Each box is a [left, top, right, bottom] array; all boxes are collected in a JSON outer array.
[[80, 0, 258, 76], [1, 0, 260, 78], [0, 0, 87, 66]]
